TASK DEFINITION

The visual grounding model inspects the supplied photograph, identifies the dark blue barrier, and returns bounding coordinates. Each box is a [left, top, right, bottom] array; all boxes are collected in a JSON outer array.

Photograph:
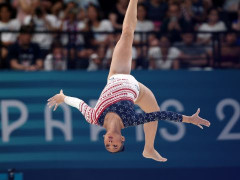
[[0, 70, 239, 180]]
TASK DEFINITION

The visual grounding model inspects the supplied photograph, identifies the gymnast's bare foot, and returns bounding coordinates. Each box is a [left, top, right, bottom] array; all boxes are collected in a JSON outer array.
[[142, 149, 167, 162]]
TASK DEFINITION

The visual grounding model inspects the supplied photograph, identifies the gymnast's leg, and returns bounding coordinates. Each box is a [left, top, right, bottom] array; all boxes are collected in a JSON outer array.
[[135, 83, 167, 162], [107, 0, 138, 79]]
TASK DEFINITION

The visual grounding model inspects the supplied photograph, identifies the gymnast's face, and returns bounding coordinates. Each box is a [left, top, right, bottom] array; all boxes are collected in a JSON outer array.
[[104, 132, 125, 153]]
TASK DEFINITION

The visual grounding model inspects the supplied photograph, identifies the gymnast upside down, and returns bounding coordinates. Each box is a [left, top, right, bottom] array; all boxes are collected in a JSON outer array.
[[47, 0, 210, 162]]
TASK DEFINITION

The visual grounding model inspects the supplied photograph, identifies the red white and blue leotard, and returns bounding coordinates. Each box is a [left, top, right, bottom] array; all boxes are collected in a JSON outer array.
[[64, 74, 182, 128], [76, 74, 140, 125]]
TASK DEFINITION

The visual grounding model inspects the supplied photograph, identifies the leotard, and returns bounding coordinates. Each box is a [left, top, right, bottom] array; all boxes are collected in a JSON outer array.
[[64, 74, 182, 128]]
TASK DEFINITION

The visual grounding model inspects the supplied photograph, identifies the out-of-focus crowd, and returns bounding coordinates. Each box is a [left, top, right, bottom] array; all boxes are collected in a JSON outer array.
[[0, 0, 240, 71]]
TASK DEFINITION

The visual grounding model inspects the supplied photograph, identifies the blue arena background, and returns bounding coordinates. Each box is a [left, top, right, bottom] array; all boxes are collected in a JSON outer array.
[[0, 70, 240, 180]]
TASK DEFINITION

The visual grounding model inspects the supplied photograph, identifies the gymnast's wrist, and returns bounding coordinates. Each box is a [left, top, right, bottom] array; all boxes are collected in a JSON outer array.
[[64, 96, 82, 109], [182, 115, 191, 123], [63, 96, 69, 103]]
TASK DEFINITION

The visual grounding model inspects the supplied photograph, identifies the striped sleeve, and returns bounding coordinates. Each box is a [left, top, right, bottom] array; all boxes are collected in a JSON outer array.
[[79, 101, 97, 125], [64, 96, 97, 125]]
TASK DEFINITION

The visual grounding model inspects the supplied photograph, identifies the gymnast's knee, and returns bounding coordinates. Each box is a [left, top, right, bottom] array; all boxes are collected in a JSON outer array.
[[122, 28, 134, 38]]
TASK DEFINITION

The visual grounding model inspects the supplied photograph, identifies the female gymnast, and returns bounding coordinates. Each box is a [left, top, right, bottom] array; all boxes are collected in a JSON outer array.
[[47, 0, 210, 162]]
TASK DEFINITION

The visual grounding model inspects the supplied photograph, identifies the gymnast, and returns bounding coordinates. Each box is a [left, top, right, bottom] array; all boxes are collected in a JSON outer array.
[[47, 0, 210, 162]]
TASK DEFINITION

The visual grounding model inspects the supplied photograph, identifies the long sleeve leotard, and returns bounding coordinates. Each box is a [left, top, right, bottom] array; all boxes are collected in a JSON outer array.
[[64, 75, 182, 128], [64, 97, 182, 128]]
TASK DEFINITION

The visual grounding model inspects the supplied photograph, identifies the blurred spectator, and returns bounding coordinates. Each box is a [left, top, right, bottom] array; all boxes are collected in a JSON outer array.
[[0, 3, 20, 68], [148, 36, 180, 70], [161, 3, 192, 42], [223, 0, 240, 13], [96, 45, 106, 66], [202, 0, 213, 11], [232, 8, 240, 31], [191, 0, 206, 21], [232, 8, 240, 45], [51, 1, 65, 20], [143, 0, 168, 29], [180, 0, 206, 26], [61, 1, 86, 25], [8, 25, 43, 71], [12, 0, 38, 24], [0, 4, 20, 44], [63, 0, 99, 10], [24, 6, 61, 57], [80, 0, 99, 10], [40, 0, 53, 14], [134, 3, 154, 44], [87, 50, 103, 71], [180, 0, 194, 23], [219, 33, 240, 68], [109, 0, 129, 30], [61, 4, 85, 48], [175, 31, 209, 68], [197, 8, 227, 45], [68, 3, 113, 69], [0, 0, 238, 71], [86, 4, 113, 47], [44, 41, 67, 71], [134, 3, 154, 68], [60, 2, 82, 69], [134, 34, 160, 69], [76, 48, 93, 69], [87, 53, 100, 71]]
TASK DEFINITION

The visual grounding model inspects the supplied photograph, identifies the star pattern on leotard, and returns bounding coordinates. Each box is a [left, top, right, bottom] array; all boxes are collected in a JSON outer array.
[[98, 100, 183, 128]]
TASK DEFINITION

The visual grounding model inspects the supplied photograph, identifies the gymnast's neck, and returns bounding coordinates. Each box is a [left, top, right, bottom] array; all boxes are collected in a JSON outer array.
[[103, 112, 124, 131]]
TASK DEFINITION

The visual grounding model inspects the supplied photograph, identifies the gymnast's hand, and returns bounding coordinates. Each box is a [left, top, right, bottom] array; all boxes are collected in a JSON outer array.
[[188, 108, 211, 129], [47, 90, 66, 111]]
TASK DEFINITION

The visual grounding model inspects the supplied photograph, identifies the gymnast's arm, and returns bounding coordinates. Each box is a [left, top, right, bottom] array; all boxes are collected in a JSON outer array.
[[134, 109, 210, 129], [47, 90, 97, 124]]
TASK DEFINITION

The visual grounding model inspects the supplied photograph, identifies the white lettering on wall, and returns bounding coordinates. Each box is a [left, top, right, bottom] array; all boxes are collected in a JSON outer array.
[[1, 100, 28, 142], [159, 99, 186, 141], [45, 104, 72, 141], [217, 98, 240, 140]]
